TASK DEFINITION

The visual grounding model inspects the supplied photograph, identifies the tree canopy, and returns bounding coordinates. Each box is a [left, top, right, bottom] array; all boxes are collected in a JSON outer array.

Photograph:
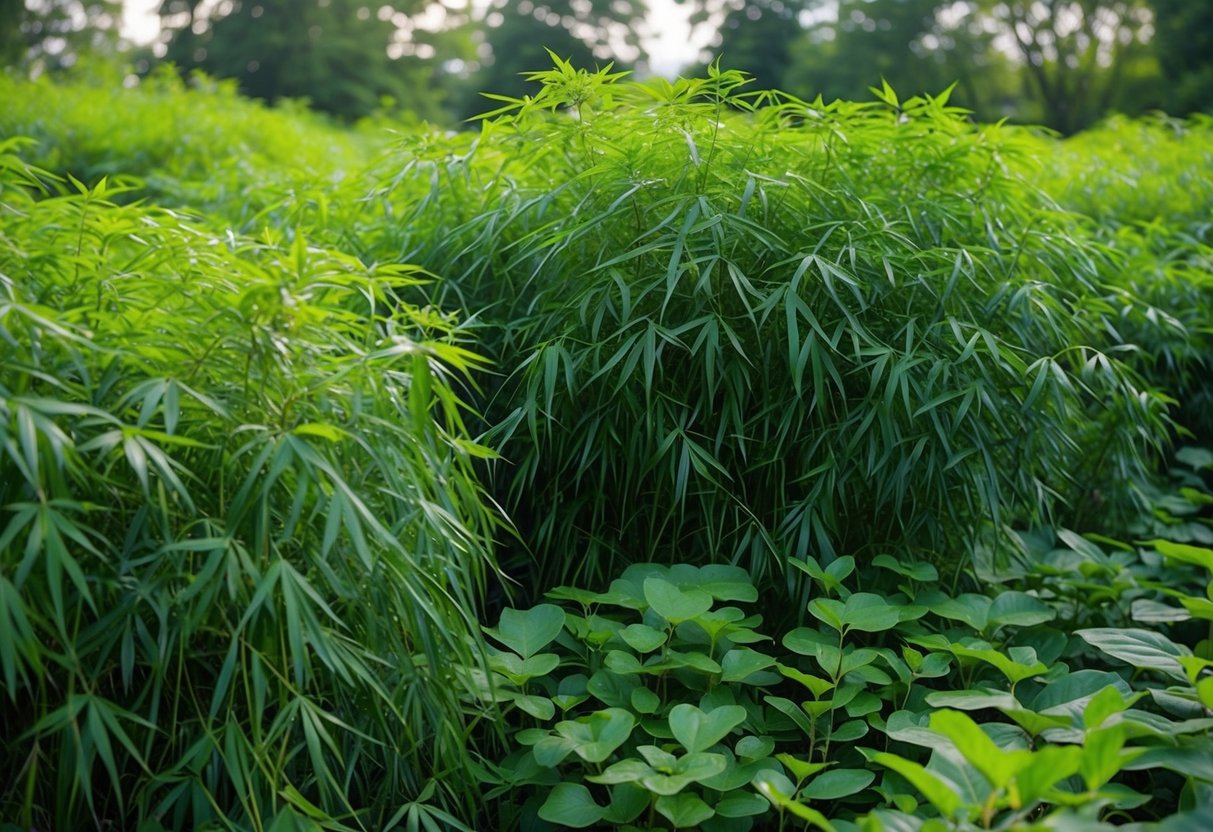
[[157, 0, 452, 120]]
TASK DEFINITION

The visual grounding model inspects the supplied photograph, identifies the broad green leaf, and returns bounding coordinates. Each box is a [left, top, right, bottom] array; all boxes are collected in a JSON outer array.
[[669, 703, 747, 753], [1077, 628, 1190, 680], [776, 753, 830, 783], [509, 693, 555, 720], [655, 792, 715, 828], [620, 623, 667, 653], [948, 642, 1047, 685], [698, 565, 759, 602], [841, 593, 903, 632], [736, 735, 775, 760], [631, 685, 660, 714], [488, 605, 566, 659], [555, 707, 637, 762], [714, 792, 769, 818], [645, 577, 713, 622], [928, 594, 991, 631], [921, 688, 1018, 713], [1032, 670, 1134, 715], [987, 591, 1055, 629], [603, 783, 649, 824], [808, 598, 846, 631], [721, 648, 776, 682], [863, 751, 961, 817], [1080, 725, 1143, 790], [929, 709, 1029, 788], [1151, 539, 1213, 574], [872, 554, 938, 582], [1013, 744, 1083, 804], [537, 783, 605, 828], [800, 768, 875, 800], [777, 662, 835, 697], [752, 770, 837, 830]]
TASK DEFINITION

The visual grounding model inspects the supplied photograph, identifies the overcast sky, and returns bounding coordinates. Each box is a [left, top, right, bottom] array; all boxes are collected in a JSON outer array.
[[121, 0, 709, 76]]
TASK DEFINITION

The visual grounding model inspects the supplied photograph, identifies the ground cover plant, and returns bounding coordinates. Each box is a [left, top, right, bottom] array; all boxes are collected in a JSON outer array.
[[0, 65, 1212, 831]]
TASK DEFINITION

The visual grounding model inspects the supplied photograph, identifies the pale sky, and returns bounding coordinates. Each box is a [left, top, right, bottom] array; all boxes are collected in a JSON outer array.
[[121, 0, 709, 76]]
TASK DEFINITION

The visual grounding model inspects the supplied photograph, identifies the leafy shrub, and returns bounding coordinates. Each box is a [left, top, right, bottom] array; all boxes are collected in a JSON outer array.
[[1040, 115, 1213, 444], [0, 66, 378, 225], [0, 141, 501, 829], [1044, 114, 1213, 235], [364, 62, 1169, 586], [476, 532, 1213, 830]]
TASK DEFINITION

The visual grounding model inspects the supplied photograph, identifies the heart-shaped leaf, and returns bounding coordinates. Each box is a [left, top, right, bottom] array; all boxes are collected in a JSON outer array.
[[487, 604, 566, 659], [669, 703, 747, 753], [655, 792, 714, 828], [645, 577, 713, 622], [537, 783, 604, 828], [555, 707, 636, 762]]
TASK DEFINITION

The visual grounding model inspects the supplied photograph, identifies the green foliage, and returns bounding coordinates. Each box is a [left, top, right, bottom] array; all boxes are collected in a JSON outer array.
[[1041, 115, 1213, 442], [478, 519, 1213, 830], [0, 140, 502, 829], [0, 0, 123, 75], [1, 64, 1212, 832], [366, 63, 1168, 586], [158, 0, 455, 121]]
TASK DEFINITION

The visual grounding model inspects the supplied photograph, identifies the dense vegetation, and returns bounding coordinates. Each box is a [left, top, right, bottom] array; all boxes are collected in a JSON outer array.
[[1, 66, 1212, 831]]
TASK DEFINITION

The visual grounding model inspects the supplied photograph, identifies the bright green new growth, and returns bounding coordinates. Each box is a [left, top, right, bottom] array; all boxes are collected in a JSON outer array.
[[0, 141, 502, 829], [365, 60, 1169, 586]]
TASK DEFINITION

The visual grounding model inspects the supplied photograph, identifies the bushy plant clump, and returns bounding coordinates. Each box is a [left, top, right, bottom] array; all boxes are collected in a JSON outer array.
[[1037, 116, 1213, 445], [0, 65, 379, 226], [1043, 114, 1213, 234], [362, 63, 1169, 587], [0, 141, 502, 829]]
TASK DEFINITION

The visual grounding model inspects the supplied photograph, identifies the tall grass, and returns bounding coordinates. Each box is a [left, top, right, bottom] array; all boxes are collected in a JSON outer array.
[[0, 139, 502, 829], [359, 63, 1169, 590]]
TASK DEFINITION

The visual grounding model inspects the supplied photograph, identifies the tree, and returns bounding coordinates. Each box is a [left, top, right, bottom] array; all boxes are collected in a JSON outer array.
[[457, 0, 649, 117], [158, 0, 455, 120], [1150, 0, 1213, 115], [1, 0, 123, 74], [977, 0, 1160, 132], [708, 0, 800, 91]]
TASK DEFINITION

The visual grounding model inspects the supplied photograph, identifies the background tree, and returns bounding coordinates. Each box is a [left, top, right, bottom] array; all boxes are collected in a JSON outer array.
[[456, 0, 649, 117], [1, 0, 123, 73], [976, 0, 1161, 132], [707, 0, 800, 91], [158, 0, 458, 120], [1149, 0, 1213, 116]]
